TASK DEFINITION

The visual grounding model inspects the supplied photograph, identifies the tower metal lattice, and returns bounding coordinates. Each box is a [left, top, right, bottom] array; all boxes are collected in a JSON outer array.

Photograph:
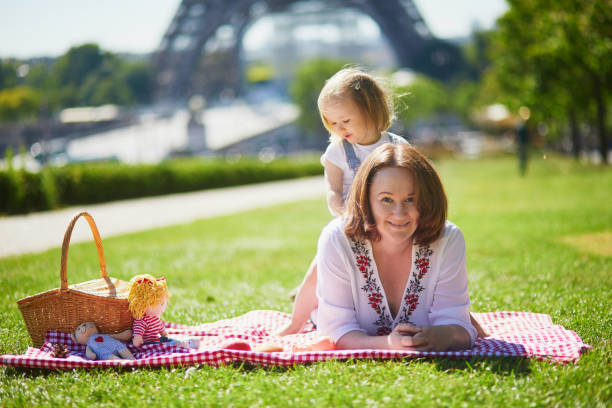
[[152, 0, 461, 100]]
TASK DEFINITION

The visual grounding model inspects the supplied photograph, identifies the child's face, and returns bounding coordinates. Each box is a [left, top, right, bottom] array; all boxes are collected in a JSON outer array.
[[322, 97, 377, 145], [145, 297, 168, 317]]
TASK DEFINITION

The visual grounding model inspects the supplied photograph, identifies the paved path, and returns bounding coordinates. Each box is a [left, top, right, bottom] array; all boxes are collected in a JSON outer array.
[[0, 176, 325, 258]]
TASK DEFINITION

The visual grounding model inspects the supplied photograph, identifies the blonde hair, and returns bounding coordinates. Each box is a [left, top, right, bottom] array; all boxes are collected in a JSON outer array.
[[127, 274, 170, 319], [317, 67, 395, 143]]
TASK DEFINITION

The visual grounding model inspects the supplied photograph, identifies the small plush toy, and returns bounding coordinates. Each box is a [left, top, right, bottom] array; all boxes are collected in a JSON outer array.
[[127, 274, 200, 349], [71, 322, 135, 360]]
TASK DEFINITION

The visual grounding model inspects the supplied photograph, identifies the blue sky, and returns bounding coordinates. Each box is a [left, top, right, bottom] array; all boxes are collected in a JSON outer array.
[[0, 0, 508, 59]]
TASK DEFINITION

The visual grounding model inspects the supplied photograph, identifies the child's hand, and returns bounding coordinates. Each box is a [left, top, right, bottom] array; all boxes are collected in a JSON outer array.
[[132, 334, 144, 347]]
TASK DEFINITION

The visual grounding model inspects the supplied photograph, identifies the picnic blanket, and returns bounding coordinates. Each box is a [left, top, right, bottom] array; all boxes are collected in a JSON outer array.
[[1, 310, 590, 369]]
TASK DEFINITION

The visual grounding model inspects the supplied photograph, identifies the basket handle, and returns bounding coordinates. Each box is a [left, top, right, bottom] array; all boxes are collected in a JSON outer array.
[[60, 211, 107, 291]]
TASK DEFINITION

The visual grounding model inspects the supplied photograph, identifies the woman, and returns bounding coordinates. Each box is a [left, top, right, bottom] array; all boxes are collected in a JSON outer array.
[[316, 143, 476, 350]]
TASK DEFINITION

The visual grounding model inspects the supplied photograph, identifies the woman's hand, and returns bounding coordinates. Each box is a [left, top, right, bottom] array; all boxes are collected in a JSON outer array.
[[408, 325, 455, 351], [387, 324, 471, 351], [387, 323, 422, 349]]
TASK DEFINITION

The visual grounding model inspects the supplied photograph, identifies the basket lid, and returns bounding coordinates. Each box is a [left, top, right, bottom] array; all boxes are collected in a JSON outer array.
[[68, 276, 130, 299]]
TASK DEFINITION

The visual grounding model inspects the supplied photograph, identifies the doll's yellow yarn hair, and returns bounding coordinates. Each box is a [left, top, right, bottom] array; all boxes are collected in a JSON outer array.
[[127, 274, 171, 319]]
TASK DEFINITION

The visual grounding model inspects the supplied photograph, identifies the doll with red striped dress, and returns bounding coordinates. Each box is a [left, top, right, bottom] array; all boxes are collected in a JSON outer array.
[[127, 274, 200, 349]]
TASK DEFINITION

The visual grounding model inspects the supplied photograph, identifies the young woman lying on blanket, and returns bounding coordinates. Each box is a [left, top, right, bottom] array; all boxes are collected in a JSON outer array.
[[315, 143, 477, 351]]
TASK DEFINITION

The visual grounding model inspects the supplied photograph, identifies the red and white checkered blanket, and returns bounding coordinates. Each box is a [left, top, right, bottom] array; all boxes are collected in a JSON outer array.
[[1, 310, 590, 369]]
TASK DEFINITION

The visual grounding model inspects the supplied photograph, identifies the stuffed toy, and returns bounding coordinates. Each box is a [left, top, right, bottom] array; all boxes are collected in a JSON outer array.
[[127, 274, 200, 349], [71, 322, 135, 360]]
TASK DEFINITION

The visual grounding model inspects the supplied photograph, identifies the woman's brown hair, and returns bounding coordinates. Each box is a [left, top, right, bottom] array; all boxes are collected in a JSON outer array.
[[344, 143, 447, 245]]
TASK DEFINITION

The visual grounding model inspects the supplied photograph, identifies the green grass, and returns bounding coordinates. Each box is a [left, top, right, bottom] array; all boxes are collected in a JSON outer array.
[[0, 153, 610, 407]]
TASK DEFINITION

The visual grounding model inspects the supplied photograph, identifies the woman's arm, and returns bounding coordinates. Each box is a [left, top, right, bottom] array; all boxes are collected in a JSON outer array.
[[335, 324, 421, 350], [323, 160, 345, 216], [397, 323, 471, 351], [316, 220, 365, 341], [427, 226, 477, 348], [336, 323, 470, 351], [336, 330, 394, 350]]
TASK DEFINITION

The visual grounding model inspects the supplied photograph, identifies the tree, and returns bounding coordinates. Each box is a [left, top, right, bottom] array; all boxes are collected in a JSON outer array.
[[0, 60, 19, 90], [395, 75, 450, 126], [0, 86, 40, 122], [122, 63, 153, 104], [77, 53, 128, 106], [53, 44, 104, 88], [492, 0, 611, 163]]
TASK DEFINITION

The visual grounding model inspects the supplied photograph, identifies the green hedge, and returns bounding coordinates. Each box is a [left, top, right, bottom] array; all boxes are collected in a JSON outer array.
[[0, 156, 323, 214]]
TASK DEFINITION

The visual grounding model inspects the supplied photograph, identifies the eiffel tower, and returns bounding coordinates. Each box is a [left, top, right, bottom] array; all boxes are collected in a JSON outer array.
[[152, 0, 462, 100]]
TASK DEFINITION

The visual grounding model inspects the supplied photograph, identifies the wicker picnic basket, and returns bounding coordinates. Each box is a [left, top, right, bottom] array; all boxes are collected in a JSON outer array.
[[17, 211, 133, 347]]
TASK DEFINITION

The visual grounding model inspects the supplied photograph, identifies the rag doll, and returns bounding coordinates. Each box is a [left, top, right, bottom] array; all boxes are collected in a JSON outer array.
[[127, 274, 200, 349], [72, 322, 135, 360]]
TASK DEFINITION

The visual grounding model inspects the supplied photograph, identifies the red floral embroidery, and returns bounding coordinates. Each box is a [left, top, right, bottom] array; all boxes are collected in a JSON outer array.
[[405, 293, 418, 311], [357, 255, 370, 269], [351, 241, 393, 332], [398, 245, 433, 323], [416, 258, 430, 278], [351, 240, 434, 334]]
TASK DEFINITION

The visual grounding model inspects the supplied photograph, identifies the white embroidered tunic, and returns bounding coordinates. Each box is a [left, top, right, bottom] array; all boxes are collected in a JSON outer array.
[[315, 217, 477, 346]]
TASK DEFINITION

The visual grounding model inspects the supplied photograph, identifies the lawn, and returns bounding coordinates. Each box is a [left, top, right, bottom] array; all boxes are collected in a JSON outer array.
[[0, 154, 610, 407]]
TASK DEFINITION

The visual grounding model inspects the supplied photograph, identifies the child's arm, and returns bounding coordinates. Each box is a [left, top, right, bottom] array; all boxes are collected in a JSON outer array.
[[324, 160, 345, 216]]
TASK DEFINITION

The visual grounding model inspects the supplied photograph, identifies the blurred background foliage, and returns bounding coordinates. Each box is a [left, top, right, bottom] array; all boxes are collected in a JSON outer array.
[[0, 1, 608, 146], [0, 43, 153, 121], [1, 0, 609, 157], [0, 0, 609, 214]]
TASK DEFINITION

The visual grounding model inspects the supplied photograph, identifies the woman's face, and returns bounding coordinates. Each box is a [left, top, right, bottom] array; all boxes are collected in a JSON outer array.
[[369, 166, 419, 244], [321, 96, 377, 145]]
